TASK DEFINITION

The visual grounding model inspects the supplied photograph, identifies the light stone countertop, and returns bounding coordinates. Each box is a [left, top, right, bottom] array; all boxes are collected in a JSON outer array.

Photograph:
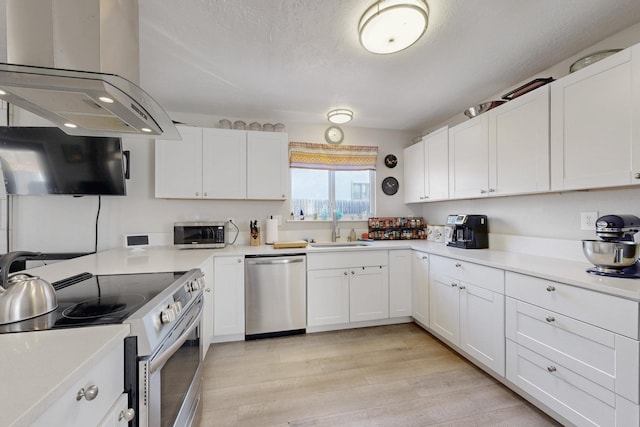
[[6, 239, 640, 426], [0, 324, 129, 427]]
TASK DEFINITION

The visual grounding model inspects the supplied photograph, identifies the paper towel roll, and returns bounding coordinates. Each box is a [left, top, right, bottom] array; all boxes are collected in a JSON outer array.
[[265, 218, 278, 244]]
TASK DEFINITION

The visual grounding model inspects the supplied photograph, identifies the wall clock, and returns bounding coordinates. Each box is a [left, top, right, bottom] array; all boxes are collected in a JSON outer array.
[[384, 154, 398, 168], [381, 176, 399, 195], [324, 125, 344, 144]]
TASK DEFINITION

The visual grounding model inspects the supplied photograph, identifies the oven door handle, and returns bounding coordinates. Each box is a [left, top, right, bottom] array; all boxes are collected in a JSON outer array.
[[150, 304, 203, 374]]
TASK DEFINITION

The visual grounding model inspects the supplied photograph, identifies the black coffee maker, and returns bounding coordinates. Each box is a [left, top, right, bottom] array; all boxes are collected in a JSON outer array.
[[446, 214, 488, 249]]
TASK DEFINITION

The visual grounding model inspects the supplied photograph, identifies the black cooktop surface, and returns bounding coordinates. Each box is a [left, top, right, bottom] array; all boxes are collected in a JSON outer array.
[[0, 271, 185, 334]]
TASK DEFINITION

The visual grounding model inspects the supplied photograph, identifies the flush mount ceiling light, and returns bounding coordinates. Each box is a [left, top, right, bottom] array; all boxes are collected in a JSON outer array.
[[359, 0, 429, 54], [327, 109, 353, 124]]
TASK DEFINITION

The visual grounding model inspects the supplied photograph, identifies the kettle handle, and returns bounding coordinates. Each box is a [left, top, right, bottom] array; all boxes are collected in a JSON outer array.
[[0, 251, 42, 288]]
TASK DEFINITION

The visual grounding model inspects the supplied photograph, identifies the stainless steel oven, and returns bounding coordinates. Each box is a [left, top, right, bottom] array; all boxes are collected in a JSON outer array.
[[133, 294, 203, 427]]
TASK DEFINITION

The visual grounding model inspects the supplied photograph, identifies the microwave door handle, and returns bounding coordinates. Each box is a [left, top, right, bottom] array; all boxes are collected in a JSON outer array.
[[149, 304, 203, 374]]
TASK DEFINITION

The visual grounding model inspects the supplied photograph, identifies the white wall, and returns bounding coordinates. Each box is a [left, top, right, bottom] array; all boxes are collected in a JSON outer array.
[[418, 22, 640, 245], [10, 123, 416, 252]]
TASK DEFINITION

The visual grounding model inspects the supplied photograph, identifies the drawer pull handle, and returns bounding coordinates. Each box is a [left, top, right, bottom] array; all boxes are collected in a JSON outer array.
[[455, 263, 462, 268], [547, 366, 557, 373], [119, 408, 136, 422], [76, 385, 99, 401], [545, 316, 555, 323], [546, 285, 556, 292]]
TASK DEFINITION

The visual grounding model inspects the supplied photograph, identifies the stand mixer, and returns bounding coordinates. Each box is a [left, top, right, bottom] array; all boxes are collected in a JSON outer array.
[[582, 214, 640, 278]]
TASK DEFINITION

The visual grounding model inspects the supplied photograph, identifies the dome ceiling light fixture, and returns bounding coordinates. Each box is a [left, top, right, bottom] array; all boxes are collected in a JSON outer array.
[[327, 108, 354, 124], [358, 0, 429, 55]]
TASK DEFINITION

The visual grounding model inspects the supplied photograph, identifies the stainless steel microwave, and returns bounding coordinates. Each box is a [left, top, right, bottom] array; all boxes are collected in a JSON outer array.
[[174, 221, 227, 249]]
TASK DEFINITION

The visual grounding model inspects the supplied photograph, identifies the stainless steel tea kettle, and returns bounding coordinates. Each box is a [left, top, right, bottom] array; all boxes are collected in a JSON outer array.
[[0, 251, 57, 325]]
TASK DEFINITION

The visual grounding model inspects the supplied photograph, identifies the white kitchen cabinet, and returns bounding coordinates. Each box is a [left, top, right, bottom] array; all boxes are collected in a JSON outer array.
[[389, 249, 412, 318], [213, 255, 245, 341], [247, 131, 289, 200], [307, 268, 350, 326], [505, 271, 640, 426], [411, 250, 429, 328], [429, 255, 505, 376], [307, 250, 389, 328], [156, 126, 288, 200], [349, 265, 389, 322], [202, 128, 247, 199], [199, 257, 215, 356], [155, 125, 203, 198], [32, 340, 125, 427], [403, 126, 449, 203], [448, 114, 490, 199], [489, 86, 550, 195], [551, 45, 640, 190], [98, 393, 133, 427]]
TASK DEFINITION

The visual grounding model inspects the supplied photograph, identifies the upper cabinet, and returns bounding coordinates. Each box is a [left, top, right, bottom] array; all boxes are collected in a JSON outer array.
[[449, 114, 490, 199], [403, 126, 448, 203], [449, 86, 550, 200], [551, 46, 640, 191], [156, 126, 288, 200], [489, 85, 550, 196]]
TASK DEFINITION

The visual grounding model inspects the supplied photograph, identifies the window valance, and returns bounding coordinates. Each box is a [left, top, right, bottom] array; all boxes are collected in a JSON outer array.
[[289, 142, 378, 171]]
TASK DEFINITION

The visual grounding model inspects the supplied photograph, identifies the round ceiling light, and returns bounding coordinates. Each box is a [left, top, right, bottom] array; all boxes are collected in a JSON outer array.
[[359, 0, 429, 55], [327, 109, 353, 124]]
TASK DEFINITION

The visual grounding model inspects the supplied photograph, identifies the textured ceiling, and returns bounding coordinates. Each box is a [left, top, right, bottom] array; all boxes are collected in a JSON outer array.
[[138, 0, 640, 132]]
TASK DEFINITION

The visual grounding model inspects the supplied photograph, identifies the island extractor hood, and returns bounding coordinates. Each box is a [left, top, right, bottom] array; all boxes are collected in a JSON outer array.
[[0, 62, 180, 140]]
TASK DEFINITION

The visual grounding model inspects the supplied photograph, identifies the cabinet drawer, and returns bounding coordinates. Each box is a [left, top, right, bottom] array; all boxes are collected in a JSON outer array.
[[505, 272, 639, 339], [307, 250, 388, 270], [507, 340, 617, 427], [33, 341, 124, 427], [430, 255, 504, 293], [506, 298, 639, 402]]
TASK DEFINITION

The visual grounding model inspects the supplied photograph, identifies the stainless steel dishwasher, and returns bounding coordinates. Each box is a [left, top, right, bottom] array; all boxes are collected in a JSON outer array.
[[245, 254, 306, 340]]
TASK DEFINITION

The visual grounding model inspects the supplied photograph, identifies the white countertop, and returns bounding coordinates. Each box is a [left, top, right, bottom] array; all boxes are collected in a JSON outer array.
[[28, 240, 640, 301], [0, 324, 129, 427], [6, 239, 640, 425]]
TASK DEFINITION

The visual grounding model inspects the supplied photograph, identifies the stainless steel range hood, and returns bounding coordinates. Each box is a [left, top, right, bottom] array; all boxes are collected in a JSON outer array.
[[0, 62, 180, 140]]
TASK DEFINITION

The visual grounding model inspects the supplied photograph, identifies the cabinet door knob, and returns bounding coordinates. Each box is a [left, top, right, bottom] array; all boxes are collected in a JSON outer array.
[[422, 256, 428, 260], [351, 271, 355, 275], [455, 263, 462, 268], [459, 285, 466, 290], [480, 189, 487, 194], [489, 188, 496, 193], [545, 316, 555, 323], [344, 271, 348, 276], [546, 285, 556, 292], [237, 259, 242, 263], [635, 173, 640, 180], [195, 192, 200, 196], [205, 288, 211, 292], [547, 366, 557, 373], [76, 385, 99, 401], [451, 283, 458, 287], [119, 408, 136, 422], [204, 192, 208, 197]]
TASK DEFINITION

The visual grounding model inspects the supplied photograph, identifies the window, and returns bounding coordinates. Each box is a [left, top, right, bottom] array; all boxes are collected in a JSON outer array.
[[289, 142, 377, 219]]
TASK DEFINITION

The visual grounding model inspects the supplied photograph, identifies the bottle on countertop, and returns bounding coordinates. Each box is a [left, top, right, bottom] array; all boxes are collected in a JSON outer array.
[[299, 209, 304, 220], [348, 228, 357, 242]]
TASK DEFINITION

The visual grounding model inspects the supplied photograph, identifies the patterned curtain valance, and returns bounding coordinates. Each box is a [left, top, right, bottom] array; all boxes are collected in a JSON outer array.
[[289, 142, 378, 171]]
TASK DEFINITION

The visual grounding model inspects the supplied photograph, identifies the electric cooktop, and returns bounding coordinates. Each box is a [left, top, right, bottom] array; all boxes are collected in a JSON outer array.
[[0, 271, 185, 334]]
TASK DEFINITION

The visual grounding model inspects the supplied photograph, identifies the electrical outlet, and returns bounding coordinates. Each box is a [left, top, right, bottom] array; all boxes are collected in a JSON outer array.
[[581, 211, 598, 231]]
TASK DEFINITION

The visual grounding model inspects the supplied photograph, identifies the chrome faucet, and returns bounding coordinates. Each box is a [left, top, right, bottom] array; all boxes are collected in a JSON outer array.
[[331, 210, 341, 242]]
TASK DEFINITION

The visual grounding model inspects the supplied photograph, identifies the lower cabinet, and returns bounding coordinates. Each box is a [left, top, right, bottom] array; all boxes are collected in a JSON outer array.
[[411, 250, 429, 327], [505, 272, 640, 426], [389, 249, 412, 318], [429, 255, 505, 376], [32, 340, 125, 427], [199, 257, 214, 356], [213, 255, 245, 341], [307, 251, 389, 328], [98, 393, 133, 427]]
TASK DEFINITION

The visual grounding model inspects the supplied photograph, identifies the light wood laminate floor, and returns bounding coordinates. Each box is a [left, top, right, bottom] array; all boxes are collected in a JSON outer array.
[[200, 323, 561, 426]]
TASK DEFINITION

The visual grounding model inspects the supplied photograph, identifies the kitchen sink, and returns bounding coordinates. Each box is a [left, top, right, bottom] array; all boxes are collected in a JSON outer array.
[[309, 242, 371, 248]]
